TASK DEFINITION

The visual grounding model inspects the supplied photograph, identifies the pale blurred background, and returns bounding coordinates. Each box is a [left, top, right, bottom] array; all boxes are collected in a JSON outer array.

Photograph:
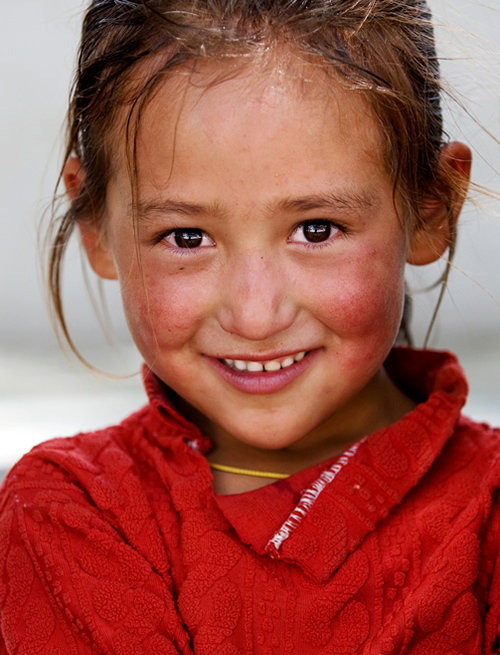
[[1, 0, 499, 474]]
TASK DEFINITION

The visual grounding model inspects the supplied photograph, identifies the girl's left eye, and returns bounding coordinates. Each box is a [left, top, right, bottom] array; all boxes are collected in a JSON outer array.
[[163, 228, 215, 250], [289, 220, 340, 245]]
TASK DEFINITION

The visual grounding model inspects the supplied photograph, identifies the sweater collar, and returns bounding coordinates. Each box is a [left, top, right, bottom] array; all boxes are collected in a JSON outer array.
[[143, 349, 468, 583], [143, 366, 213, 454]]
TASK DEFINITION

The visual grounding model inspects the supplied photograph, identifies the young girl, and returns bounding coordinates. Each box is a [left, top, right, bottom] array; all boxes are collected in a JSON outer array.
[[1, 0, 499, 652]]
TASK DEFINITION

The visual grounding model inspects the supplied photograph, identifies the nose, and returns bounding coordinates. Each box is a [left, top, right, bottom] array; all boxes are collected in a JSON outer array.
[[217, 250, 297, 341]]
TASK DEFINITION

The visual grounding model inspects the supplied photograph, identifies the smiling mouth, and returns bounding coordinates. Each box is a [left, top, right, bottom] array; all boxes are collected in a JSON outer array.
[[219, 350, 308, 373]]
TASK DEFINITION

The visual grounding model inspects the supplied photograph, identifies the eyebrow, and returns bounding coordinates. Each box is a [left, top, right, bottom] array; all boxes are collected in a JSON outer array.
[[273, 190, 378, 214], [133, 199, 228, 221], [133, 189, 377, 221]]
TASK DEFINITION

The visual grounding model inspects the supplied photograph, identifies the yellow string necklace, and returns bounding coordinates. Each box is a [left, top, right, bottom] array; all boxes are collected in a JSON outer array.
[[209, 462, 290, 479]]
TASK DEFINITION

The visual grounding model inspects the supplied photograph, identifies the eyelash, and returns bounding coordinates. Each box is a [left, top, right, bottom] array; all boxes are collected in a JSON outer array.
[[153, 220, 347, 255]]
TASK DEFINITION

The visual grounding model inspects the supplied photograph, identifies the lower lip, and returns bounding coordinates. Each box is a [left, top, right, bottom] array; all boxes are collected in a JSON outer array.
[[206, 350, 319, 395]]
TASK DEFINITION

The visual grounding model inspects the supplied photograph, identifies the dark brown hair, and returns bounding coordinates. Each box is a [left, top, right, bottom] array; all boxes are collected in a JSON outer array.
[[48, 0, 456, 356]]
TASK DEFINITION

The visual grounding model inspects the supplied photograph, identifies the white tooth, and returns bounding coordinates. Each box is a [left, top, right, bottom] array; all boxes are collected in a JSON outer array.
[[294, 351, 306, 362], [223, 359, 234, 367], [247, 361, 264, 372], [264, 360, 282, 372], [234, 360, 247, 371], [281, 357, 295, 368]]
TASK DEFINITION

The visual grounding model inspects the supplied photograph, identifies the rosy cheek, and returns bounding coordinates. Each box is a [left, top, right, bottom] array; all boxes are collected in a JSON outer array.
[[124, 275, 206, 347], [312, 251, 405, 336], [326, 283, 400, 329]]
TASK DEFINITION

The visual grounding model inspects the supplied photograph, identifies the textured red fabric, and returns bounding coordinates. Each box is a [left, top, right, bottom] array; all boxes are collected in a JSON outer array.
[[1, 348, 500, 654]]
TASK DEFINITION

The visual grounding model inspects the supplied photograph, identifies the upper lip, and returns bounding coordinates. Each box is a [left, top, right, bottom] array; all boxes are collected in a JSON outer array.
[[210, 349, 312, 362]]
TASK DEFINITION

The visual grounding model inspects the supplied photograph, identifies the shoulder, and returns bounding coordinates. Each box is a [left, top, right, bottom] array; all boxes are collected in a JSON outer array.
[[401, 414, 500, 542], [0, 402, 178, 579], [1, 402, 166, 500], [418, 414, 500, 508], [0, 406, 190, 653], [409, 414, 500, 570], [452, 414, 500, 485]]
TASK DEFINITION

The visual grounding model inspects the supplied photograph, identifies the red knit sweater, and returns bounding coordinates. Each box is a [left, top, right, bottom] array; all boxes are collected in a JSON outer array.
[[1, 349, 500, 654]]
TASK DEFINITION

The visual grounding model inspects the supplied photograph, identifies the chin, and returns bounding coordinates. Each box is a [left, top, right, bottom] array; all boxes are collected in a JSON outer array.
[[230, 424, 310, 451]]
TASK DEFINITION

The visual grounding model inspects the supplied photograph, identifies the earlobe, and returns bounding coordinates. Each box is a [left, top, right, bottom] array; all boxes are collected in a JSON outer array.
[[407, 141, 472, 266], [63, 157, 118, 280]]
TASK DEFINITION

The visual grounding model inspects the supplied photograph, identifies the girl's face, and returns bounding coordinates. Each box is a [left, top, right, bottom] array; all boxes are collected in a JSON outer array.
[[85, 62, 420, 453]]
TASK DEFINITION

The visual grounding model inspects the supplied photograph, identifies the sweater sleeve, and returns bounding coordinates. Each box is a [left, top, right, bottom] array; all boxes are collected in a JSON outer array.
[[0, 463, 191, 655]]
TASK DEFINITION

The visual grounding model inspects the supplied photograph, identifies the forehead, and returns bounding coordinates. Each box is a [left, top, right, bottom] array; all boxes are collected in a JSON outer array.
[[108, 52, 389, 212], [118, 52, 383, 154]]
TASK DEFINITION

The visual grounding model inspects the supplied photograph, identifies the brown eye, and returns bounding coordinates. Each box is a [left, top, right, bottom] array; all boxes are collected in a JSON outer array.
[[163, 228, 215, 251], [289, 220, 339, 245], [174, 229, 204, 248], [301, 221, 332, 242]]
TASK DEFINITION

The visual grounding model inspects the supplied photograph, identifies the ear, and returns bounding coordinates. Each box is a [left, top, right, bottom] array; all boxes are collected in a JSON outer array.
[[63, 156, 86, 202], [407, 141, 472, 266], [63, 157, 118, 280]]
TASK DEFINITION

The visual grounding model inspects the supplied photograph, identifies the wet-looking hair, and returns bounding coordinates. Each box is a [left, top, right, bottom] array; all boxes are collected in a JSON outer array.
[[48, 0, 455, 357]]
